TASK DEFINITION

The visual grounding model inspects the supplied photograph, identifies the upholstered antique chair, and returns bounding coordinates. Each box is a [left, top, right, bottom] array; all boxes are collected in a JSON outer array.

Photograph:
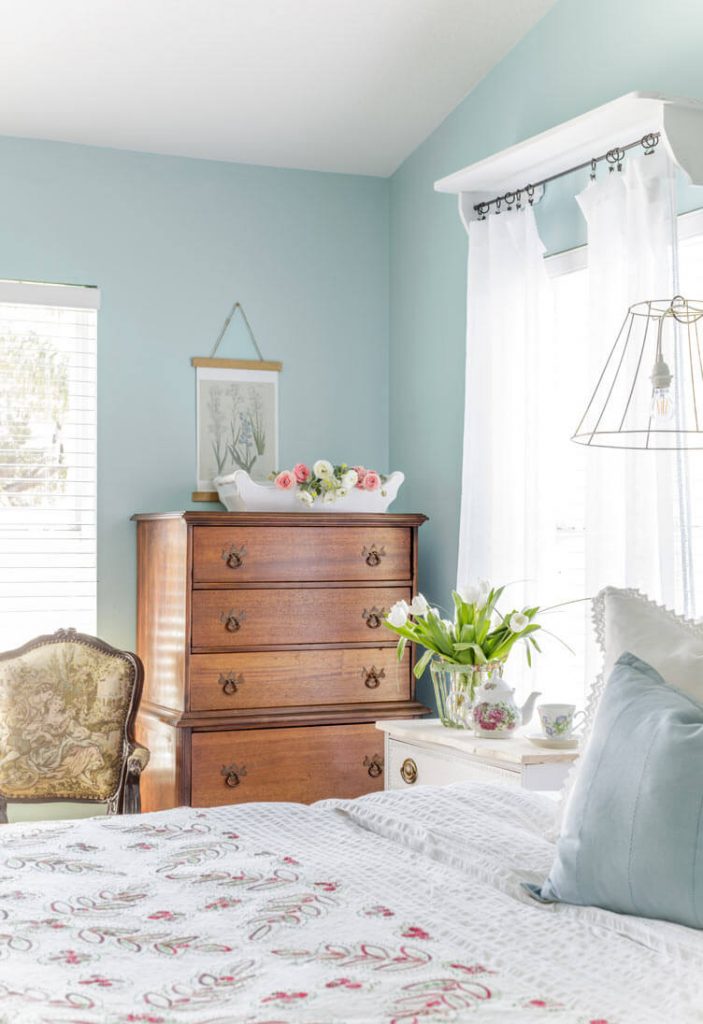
[[0, 628, 150, 822]]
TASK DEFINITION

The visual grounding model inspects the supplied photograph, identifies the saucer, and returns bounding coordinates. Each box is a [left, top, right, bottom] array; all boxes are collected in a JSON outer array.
[[526, 733, 579, 750]]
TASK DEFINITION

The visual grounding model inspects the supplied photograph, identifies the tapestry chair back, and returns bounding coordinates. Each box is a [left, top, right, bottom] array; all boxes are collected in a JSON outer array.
[[0, 629, 149, 821]]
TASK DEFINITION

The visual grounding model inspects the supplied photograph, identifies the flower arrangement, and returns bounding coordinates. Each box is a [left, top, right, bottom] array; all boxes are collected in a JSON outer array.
[[272, 460, 388, 507], [385, 580, 544, 681]]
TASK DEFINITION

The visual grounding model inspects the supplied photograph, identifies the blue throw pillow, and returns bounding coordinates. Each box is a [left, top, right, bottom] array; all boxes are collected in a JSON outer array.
[[527, 651, 703, 929]]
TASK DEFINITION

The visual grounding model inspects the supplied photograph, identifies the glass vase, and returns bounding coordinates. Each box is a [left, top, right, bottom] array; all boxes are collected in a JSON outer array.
[[430, 661, 481, 729]]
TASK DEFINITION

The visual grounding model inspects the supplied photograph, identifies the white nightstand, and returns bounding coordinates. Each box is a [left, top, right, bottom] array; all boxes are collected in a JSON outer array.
[[376, 719, 579, 792]]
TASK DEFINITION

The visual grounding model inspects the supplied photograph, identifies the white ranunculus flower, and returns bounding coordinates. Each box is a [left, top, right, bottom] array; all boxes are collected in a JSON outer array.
[[342, 469, 358, 488], [409, 593, 429, 617], [387, 601, 409, 628], [297, 489, 314, 506], [509, 611, 529, 633], [336, 486, 349, 499], [323, 489, 337, 503], [313, 459, 334, 480]]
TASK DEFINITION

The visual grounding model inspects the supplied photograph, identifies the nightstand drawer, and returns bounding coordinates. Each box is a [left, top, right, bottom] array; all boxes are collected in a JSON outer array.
[[387, 738, 521, 790]]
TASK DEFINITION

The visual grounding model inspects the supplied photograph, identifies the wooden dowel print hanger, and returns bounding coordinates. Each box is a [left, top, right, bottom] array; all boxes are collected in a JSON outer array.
[[191, 302, 282, 371]]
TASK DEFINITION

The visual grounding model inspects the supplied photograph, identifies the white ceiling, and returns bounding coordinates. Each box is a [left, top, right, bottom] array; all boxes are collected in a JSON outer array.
[[1, 0, 556, 176]]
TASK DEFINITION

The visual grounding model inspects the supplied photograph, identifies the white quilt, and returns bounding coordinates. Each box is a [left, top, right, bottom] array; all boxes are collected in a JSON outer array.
[[0, 782, 701, 1023]]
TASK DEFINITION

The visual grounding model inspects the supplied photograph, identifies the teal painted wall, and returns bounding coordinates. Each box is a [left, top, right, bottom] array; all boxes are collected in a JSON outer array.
[[0, 138, 389, 649], [389, 0, 703, 706]]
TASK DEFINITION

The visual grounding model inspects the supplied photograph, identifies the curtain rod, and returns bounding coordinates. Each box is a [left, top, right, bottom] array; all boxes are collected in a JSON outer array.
[[474, 131, 661, 218]]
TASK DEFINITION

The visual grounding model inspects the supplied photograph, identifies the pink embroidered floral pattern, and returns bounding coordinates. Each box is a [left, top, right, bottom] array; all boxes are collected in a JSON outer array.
[[0, 795, 642, 1023]]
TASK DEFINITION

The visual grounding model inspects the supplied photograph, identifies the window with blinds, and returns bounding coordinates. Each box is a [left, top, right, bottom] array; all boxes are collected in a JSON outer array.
[[0, 280, 98, 650]]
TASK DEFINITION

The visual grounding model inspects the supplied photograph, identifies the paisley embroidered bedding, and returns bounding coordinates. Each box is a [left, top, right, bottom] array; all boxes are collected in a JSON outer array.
[[0, 782, 701, 1023]]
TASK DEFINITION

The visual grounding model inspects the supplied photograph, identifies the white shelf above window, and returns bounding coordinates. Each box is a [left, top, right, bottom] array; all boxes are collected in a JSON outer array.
[[434, 92, 703, 227]]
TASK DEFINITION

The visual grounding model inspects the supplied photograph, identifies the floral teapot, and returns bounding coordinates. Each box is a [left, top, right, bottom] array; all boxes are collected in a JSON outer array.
[[471, 664, 540, 738]]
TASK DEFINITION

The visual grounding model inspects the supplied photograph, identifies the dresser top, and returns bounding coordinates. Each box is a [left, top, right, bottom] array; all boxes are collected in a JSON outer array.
[[132, 511, 428, 526], [376, 718, 580, 765]]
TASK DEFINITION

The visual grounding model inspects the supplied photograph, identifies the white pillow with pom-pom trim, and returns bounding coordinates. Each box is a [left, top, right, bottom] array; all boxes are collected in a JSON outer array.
[[552, 586, 703, 833]]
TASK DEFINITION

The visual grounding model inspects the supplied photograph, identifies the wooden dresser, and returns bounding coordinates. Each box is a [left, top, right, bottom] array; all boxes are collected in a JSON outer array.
[[132, 511, 428, 811]]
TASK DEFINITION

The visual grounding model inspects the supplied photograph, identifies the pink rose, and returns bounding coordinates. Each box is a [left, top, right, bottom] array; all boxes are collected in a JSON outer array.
[[353, 466, 367, 489], [275, 470, 295, 490], [363, 471, 380, 491], [293, 463, 310, 483]]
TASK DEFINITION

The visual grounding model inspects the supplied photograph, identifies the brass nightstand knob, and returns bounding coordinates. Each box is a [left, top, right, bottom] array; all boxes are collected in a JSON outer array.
[[400, 758, 418, 785]]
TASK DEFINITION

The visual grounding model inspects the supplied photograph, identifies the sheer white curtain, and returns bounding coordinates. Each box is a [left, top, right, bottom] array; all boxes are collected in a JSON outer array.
[[457, 207, 553, 616], [456, 150, 683, 704], [576, 149, 679, 609]]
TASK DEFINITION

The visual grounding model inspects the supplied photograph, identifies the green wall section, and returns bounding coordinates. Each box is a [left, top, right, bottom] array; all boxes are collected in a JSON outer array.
[[389, 0, 703, 706], [0, 138, 389, 649]]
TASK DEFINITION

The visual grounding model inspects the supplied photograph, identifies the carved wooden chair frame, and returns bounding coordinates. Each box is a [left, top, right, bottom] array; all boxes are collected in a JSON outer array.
[[0, 628, 149, 823]]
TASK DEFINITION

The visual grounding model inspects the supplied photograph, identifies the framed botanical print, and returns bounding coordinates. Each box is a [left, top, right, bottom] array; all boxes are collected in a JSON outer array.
[[193, 359, 280, 494]]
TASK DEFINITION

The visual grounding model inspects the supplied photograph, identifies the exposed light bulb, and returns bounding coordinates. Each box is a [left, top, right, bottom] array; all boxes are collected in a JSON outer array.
[[650, 354, 674, 425], [651, 386, 674, 423]]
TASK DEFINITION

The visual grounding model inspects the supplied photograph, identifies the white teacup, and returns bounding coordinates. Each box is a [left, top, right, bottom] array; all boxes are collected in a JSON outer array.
[[537, 703, 585, 739]]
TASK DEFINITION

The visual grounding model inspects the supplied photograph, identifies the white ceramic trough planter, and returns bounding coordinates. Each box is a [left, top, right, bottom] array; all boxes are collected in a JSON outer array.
[[214, 469, 405, 513]]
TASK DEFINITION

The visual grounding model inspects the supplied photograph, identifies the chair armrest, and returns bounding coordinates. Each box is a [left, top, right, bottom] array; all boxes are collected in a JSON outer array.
[[123, 744, 150, 814], [127, 744, 150, 775]]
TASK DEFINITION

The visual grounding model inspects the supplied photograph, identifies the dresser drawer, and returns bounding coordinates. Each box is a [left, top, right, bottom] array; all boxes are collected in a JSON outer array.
[[192, 526, 412, 584], [190, 648, 411, 710], [191, 586, 409, 649], [191, 723, 385, 805], [387, 738, 521, 790]]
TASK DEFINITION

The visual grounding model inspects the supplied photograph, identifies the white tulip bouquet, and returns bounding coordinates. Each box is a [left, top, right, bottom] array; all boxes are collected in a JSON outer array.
[[385, 580, 544, 679]]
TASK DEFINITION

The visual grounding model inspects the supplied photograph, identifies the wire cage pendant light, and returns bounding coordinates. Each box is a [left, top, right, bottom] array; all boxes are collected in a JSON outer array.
[[572, 296, 703, 450]]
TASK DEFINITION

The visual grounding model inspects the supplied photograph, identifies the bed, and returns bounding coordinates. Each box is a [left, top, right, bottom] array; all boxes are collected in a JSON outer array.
[[1, 781, 701, 1023]]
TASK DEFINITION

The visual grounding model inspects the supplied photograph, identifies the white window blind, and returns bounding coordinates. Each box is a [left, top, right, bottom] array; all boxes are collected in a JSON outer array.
[[0, 280, 98, 650]]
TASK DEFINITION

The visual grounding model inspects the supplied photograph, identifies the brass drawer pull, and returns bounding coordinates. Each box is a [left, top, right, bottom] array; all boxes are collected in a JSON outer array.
[[362, 665, 385, 689], [362, 606, 386, 630], [221, 763, 247, 788], [220, 609, 246, 633], [364, 753, 384, 779], [219, 673, 243, 695], [400, 758, 418, 785], [362, 544, 386, 568], [222, 544, 247, 570]]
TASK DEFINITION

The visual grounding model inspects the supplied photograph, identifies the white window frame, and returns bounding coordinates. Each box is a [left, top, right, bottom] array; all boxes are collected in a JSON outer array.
[[0, 279, 100, 649], [545, 205, 703, 277]]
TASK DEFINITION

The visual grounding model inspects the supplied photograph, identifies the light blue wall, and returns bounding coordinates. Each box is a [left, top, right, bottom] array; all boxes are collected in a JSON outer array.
[[4, 0, 703, 680], [0, 138, 389, 649], [389, 0, 703, 706]]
